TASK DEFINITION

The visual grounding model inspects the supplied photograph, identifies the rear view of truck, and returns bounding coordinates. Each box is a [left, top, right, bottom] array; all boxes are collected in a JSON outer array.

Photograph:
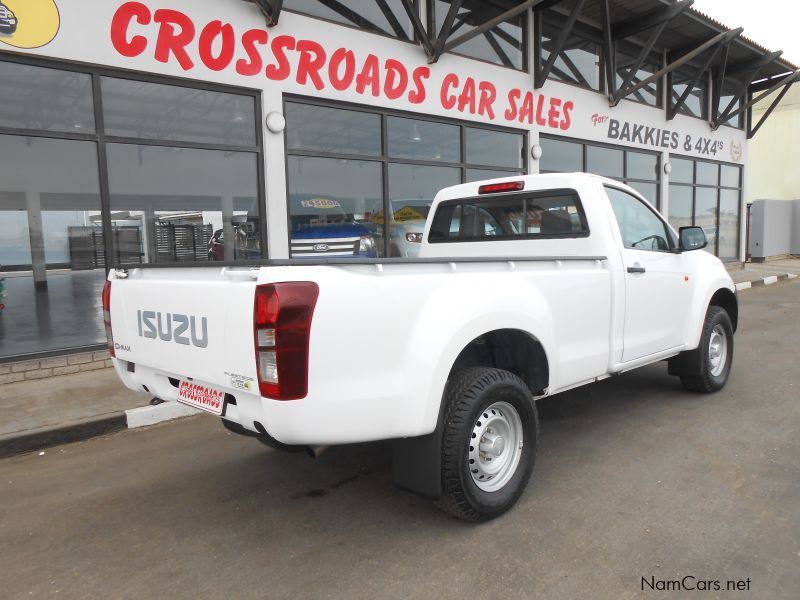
[[104, 269, 320, 424], [104, 173, 736, 522]]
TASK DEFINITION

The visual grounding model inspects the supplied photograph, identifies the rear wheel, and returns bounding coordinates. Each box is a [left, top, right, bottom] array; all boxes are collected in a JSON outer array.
[[679, 306, 734, 393], [437, 368, 538, 522]]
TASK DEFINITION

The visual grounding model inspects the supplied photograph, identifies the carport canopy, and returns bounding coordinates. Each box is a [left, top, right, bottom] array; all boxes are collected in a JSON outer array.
[[248, 0, 799, 138]]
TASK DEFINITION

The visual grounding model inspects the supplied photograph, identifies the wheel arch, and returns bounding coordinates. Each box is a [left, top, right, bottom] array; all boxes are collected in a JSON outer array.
[[709, 287, 738, 332], [449, 328, 550, 397]]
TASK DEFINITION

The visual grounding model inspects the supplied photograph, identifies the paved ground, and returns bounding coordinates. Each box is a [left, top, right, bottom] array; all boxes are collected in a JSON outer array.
[[1, 281, 799, 599], [0, 369, 148, 445], [727, 257, 800, 283]]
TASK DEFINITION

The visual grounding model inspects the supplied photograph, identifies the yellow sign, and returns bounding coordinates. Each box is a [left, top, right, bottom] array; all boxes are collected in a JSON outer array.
[[371, 206, 427, 225], [0, 0, 60, 49], [393, 206, 427, 222]]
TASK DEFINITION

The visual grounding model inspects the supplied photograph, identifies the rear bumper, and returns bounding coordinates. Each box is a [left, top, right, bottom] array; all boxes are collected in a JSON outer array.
[[113, 359, 417, 445]]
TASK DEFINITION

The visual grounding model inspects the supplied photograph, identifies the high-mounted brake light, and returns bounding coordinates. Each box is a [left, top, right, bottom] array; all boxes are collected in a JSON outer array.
[[254, 282, 319, 401], [102, 280, 115, 358], [478, 181, 524, 194]]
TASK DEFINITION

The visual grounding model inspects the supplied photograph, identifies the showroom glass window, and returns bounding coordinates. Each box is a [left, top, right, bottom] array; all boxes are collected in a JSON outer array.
[[539, 136, 661, 208], [428, 0, 527, 70], [538, 9, 600, 91], [718, 81, 745, 129], [284, 0, 416, 41], [0, 57, 263, 360], [669, 68, 708, 119], [285, 99, 525, 258], [614, 43, 661, 107], [100, 77, 262, 265], [668, 157, 742, 261]]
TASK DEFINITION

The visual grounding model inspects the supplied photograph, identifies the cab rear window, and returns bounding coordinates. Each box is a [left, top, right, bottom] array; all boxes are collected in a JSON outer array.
[[428, 189, 589, 243]]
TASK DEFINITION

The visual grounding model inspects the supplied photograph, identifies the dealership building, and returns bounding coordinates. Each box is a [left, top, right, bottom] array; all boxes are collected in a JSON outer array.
[[0, 0, 798, 366]]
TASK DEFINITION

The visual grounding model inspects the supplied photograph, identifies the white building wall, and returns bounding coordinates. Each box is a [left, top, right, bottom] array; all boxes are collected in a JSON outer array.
[[0, 0, 750, 260], [747, 85, 800, 204]]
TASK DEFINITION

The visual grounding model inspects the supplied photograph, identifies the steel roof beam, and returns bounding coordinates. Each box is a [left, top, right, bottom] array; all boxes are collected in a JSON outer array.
[[750, 71, 798, 93], [711, 41, 731, 122], [483, 29, 515, 68], [375, 0, 411, 40], [612, 0, 695, 104], [442, 0, 548, 57], [399, 0, 436, 59], [614, 27, 742, 108], [725, 50, 783, 78], [252, 0, 283, 27], [433, 0, 464, 62], [314, 0, 387, 36], [748, 81, 794, 138], [724, 69, 800, 123], [712, 51, 785, 128], [712, 63, 767, 129], [615, 19, 669, 102], [535, 0, 586, 88], [599, 0, 616, 101], [667, 41, 728, 120], [612, 0, 694, 41], [559, 52, 592, 87]]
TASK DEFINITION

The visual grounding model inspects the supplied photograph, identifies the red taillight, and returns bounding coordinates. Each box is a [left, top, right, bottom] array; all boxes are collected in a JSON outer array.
[[253, 282, 319, 401], [478, 181, 524, 194], [102, 280, 115, 358]]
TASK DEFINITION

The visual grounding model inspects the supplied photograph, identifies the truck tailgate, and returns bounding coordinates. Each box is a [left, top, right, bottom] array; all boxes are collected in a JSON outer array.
[[108, 268, 258, 392]]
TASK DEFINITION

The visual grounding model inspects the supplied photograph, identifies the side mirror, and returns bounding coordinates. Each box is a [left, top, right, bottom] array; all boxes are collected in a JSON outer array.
[[679, 226, 708, 252]]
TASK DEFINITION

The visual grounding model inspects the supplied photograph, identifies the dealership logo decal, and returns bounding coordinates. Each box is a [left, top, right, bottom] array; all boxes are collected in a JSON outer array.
[[730, 140, 742, 162], [0, 0, 60, 49], [137, 310, 208, 348]]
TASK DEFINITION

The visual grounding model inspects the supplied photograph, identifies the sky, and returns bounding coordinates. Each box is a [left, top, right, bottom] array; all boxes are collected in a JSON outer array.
[[692, 0, 800, 65]]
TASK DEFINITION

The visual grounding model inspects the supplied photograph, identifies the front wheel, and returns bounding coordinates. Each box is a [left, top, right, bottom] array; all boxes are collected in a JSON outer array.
[[438, 368, 538, 522], [678, 306, 734, 393]]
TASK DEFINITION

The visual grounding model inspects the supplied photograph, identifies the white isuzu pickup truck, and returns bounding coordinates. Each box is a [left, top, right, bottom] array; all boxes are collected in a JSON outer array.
[[105, 173, 737, 521]]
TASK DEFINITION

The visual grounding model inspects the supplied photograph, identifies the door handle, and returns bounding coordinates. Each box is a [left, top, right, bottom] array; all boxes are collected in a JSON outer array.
[[221, 267, 259, 280], [627, 266, 646, 274]]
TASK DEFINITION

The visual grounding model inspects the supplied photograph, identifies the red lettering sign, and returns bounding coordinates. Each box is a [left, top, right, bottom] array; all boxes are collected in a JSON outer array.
[[109, 4, 574, 131]]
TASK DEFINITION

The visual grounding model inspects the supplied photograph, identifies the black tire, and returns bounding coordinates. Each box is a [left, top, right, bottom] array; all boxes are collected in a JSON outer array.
[[679, 306, 734, 393], [437, 367, 538, 522]]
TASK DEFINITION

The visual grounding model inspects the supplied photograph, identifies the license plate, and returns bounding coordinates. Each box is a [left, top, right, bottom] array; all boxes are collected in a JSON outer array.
[[178, 381, 225, 415]]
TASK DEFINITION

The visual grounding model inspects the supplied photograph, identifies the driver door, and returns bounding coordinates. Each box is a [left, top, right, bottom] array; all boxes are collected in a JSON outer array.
[[605, 186, 694, 362]]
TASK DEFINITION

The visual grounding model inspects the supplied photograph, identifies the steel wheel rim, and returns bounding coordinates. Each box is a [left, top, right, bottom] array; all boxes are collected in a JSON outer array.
[[708, 324, 728, 377], [467, 401, 524, 492]]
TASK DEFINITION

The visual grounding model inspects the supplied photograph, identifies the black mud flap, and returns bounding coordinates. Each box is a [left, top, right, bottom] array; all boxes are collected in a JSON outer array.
[[668, 349, 702, 377], [391, 426, 443, 500]]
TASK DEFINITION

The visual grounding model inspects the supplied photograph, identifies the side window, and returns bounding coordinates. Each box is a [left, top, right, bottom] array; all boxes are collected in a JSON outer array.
[[605, 186, 671, 252]]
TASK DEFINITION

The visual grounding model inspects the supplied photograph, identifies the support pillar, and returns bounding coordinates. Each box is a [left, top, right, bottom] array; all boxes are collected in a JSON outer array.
[[222, 196, 235, 261], [143, 205, 157, 263], [26, 191, 47, 289]]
